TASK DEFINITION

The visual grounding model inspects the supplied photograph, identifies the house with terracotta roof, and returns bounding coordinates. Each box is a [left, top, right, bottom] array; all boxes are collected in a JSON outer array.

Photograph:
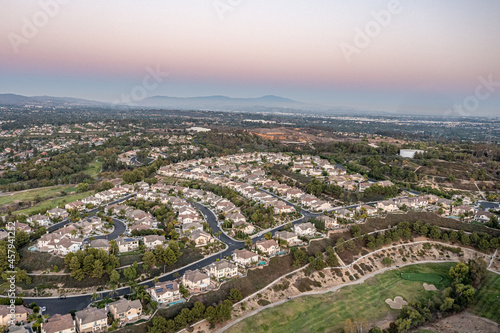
[[0, 305, 33, 326], [41, 314, 75, 333], [255, 239, 280, 256]]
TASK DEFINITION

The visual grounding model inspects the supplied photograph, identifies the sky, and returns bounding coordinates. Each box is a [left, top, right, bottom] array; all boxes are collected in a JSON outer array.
[[1, 0, 500, 116]]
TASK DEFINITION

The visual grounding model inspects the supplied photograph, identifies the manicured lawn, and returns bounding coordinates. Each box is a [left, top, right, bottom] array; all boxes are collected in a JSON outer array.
[[469, 271, 500, 323], [14, 190, 93, 215], [0, 185, 77, 206], [227, 263, 454, 333]]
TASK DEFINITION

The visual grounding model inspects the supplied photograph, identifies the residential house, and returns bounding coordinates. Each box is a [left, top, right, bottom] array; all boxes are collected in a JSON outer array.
[[116, 237, 139, 253], [232, 249, 259, 266], [206, 260, 238, 279], [27, 214, 51, 226], [75, 307, 107, 333], [0, 305, 33, 326], [65, 201, 86, 212], [47, 208, 69, 219], [336, 208, 354, 218], [41, 314, 76, 333], [189, 230, 214, 246], [358, 182, 372, 192], [147, 281, 181, 304], [255, 239, 280, 256], [13, 222, 32, 234], [88, 239, 110, 252], [275, 231, 299, 245], [357, 204, 377, 216], [376, 200, 398, 212], [294, 222, 316, 237], [318, 215, 339, 229], [452, 205, 475, 216], [108, 299, 142, 324], [143, 235, 165, 249], [232, 221, 255, 235], [181, 270, 211, 290], [474, 210, 493, 223]]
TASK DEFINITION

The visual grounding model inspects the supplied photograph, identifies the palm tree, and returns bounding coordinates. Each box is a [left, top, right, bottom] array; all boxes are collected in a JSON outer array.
[[91, 292, 100, 302], [109, 283, 118, 297]]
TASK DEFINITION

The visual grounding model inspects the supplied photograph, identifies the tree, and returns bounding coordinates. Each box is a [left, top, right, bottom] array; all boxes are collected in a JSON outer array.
[[109, 270, 120, 284], [69, 257, 84, 281], [343, 318, 355, 333], [77, 182, 90, 193], [354, 318, 368, 333], [92, 260, 104, 278], [264, 232, 273, 240], [228, 288, 243, 303], [382, 257, 393, 266], [350, 225, 361, 238], [440, 297, 454, 312], [15, 231, 30, 248], [143, 251, 157, 270], [468, 258, 487, 288], [449, 262, 469, 284]]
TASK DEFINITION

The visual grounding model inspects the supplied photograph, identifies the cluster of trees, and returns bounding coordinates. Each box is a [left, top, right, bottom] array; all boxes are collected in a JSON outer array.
[[64, 248, 120, 281], [408, 221, 499, 252], [0, 150, 95, 189], [371, 260, 485, 333], [304, 179, 342, 199], [362, 184, 399, 199], [0, 239, 31, 285], [358, 221, 500, 254], [142, 241, 181, 271], [291, 247, 338, 272], [148, 290, 240, 333]]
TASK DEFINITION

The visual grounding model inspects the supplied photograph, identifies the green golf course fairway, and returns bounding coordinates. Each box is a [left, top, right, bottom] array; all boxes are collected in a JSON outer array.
[[400, 272, 443, 284], [227, 263, 454, 333]]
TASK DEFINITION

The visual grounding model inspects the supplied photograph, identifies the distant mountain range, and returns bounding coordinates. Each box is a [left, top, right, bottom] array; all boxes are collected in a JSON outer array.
[[0, 93, 368, 115], [138, 94, 317, 111], [0, 93, 107, 107]]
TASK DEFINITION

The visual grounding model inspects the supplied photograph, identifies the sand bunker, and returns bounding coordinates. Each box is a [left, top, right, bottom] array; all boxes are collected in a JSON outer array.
[[385, 296, 408, 309], [423, 283, 438, 291]]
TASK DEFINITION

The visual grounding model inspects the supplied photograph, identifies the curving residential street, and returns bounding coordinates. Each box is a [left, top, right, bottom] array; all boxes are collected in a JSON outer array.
[[16, 195, 418, 315]]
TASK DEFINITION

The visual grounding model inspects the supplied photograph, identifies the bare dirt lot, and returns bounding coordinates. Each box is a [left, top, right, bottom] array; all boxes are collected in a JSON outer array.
[[417, 311, 499, 333]]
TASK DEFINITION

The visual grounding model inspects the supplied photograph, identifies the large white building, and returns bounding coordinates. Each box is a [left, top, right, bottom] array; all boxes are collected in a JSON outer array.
[[399, 149, 425, 158]]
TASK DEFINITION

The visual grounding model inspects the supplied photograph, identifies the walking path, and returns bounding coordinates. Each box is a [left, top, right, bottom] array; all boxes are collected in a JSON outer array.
[[217, 260, 461, 332]]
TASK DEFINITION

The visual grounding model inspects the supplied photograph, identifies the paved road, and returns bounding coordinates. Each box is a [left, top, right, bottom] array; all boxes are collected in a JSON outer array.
[[46, 195, 133, 233], [17, 192, 413, 315]]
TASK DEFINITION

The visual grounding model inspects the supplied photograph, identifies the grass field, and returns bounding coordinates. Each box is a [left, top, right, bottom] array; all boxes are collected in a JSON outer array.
[[399, 272, 443, 284], [0, 185, 77, 206], [227, 263, 454, 333], [469, 272, 500, 323], [84, 160, 103, 177], [14, 190, 93, 215]]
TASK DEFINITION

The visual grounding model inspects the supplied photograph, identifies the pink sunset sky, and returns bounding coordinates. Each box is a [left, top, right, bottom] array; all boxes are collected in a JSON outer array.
[[1, 0, 499, 115]]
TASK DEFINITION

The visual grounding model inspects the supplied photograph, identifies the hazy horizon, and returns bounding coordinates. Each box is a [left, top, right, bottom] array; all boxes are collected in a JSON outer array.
[[1, 0, 500, 116]]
